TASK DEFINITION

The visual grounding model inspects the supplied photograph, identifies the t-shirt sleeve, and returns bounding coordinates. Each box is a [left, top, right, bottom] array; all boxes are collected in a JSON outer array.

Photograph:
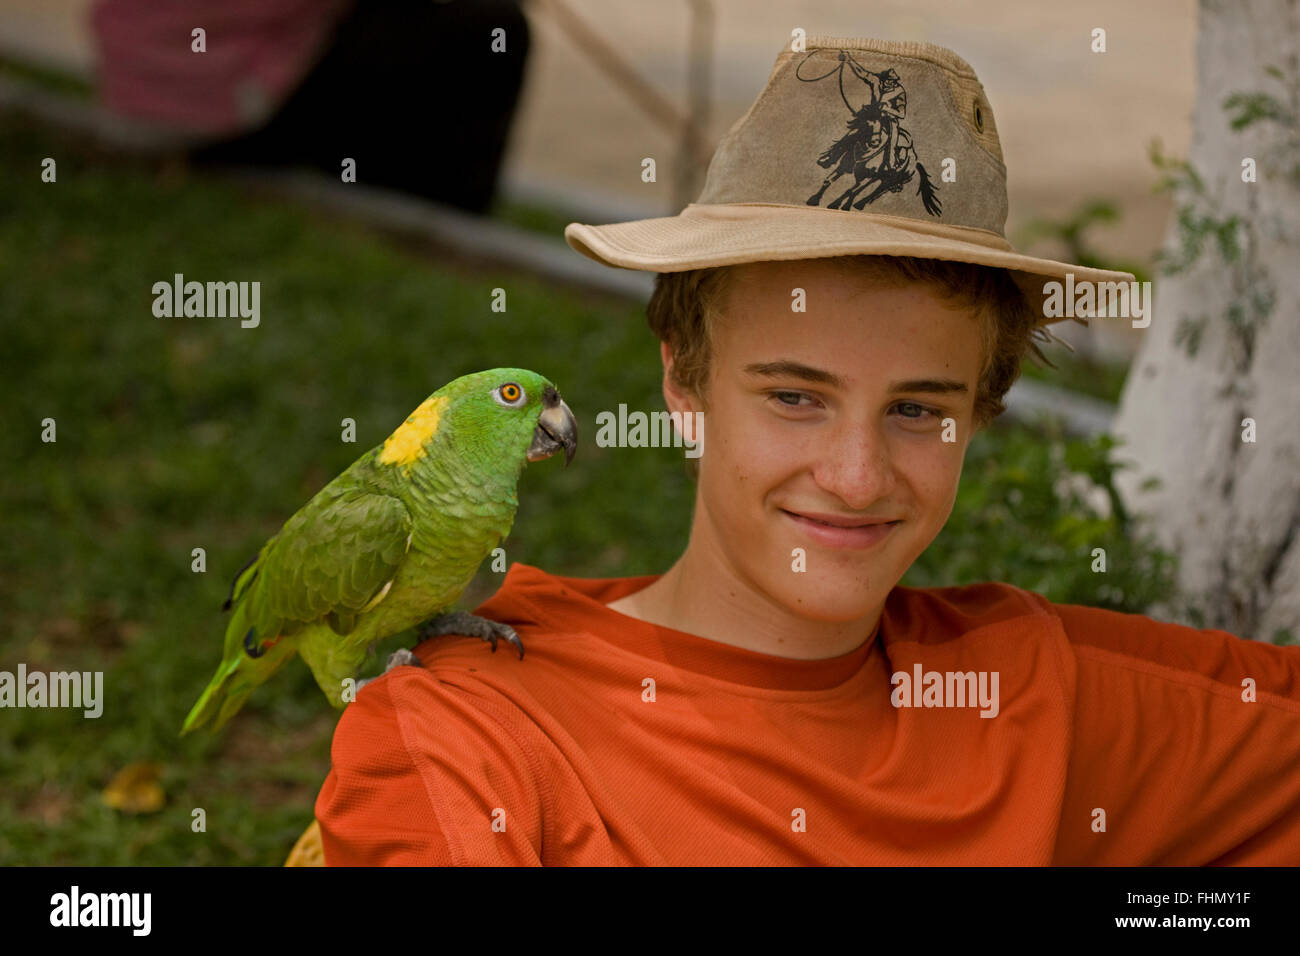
[[314, 667, 546, 866], [1053, 603, 1300, 865]]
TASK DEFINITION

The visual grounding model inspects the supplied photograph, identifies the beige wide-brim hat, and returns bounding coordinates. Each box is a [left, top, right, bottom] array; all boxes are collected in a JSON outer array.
[[565, 36, 1135, 323]]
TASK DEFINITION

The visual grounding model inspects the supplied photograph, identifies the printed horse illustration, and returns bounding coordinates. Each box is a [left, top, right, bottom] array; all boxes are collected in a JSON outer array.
[[799, 54, 942, 217]]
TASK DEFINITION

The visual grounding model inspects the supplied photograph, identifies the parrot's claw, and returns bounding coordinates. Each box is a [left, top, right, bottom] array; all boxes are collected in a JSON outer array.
[[417, 611, 526, 660], [385, 648, 421, 671], [354, 648, 423, 694]]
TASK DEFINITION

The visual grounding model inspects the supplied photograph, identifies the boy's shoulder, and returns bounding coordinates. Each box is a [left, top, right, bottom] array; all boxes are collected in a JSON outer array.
[[889, 574, 1300, 681], [888, 577, 1300, 702], [340, 563, 644, 733]]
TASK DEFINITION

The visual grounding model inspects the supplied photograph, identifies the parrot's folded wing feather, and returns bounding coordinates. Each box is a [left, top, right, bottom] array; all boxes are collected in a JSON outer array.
[[183, 489, 413, 734], [254, 488, 414, 633]]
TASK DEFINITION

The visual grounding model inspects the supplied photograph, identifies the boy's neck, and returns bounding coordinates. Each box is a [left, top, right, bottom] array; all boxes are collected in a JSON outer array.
[[607, 530, 884, 660]]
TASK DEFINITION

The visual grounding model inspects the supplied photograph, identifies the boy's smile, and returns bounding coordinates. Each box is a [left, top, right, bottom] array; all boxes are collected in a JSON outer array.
[[778, 509, 901, 550], [610, 258, 986, 659]]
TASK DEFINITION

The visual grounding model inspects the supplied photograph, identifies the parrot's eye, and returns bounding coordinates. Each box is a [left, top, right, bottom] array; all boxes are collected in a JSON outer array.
[[494, 383, 525, 407]]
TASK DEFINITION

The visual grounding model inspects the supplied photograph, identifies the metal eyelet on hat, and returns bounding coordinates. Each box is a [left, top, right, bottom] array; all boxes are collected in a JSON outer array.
[[973, 100, 984, 133]]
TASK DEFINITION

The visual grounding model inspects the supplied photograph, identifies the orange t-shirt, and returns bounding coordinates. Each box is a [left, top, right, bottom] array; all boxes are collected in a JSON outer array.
[[315, 563, 1300, 865]]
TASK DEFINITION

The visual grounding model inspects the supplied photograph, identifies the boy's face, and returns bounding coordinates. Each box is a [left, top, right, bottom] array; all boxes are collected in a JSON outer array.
[[664, 259, 984, 624]]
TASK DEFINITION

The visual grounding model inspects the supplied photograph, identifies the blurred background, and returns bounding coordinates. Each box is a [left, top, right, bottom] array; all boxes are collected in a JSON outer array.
[[5, 0, 1291, 865]]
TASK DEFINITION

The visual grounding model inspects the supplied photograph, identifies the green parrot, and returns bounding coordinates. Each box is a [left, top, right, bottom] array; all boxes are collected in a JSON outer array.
[[181, 368, 577, 735]]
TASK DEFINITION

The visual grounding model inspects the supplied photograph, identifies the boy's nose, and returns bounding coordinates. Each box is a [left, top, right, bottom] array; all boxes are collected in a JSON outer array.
[[812, 423, 898, 512]]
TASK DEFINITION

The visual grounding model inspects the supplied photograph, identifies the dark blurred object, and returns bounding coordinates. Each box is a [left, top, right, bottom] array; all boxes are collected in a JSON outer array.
[[91, 0, 532, 214]]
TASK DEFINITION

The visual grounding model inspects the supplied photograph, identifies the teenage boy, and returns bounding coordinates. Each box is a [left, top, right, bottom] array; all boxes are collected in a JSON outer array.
[[312, 36, 1300, 865]]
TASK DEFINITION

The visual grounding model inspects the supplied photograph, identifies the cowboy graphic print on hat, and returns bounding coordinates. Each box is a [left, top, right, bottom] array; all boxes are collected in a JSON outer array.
[[801, 52, 943, 216]]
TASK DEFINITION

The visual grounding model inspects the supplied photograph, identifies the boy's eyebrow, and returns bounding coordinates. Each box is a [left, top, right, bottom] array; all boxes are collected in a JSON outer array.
[[743, 360, 969, 394], [744, 360, 845, 387], [889, 378, 969, 395]]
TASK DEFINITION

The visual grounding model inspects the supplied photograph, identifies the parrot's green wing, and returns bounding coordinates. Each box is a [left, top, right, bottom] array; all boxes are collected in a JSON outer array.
[[252, 487, 414, 636], [181, 486, 413, 734]]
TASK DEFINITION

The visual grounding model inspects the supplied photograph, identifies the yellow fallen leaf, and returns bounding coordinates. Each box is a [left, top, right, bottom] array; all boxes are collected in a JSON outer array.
[[101, 761, 165, 814], [285, 819, 325, 867]]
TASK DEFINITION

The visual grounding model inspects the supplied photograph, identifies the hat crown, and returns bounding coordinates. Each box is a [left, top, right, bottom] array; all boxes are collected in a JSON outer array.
[[697, 36, 1008, 237]]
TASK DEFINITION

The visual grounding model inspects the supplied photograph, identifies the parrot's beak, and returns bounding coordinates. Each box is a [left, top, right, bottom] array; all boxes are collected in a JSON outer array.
[[529, 387, 578, 466]]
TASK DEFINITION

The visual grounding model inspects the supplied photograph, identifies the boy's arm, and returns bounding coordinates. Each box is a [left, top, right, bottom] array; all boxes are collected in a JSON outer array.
[[1053, 603, 1300, 865], [315, 665, 546, 866]]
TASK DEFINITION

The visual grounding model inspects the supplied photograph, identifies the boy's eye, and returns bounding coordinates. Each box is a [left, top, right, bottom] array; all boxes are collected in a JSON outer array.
[[894, 401, 938, 420], [771, 391, 813, 407]]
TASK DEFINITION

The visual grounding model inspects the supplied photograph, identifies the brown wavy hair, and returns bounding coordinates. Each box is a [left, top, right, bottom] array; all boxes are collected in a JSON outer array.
[[645, 254, 1058, 431]]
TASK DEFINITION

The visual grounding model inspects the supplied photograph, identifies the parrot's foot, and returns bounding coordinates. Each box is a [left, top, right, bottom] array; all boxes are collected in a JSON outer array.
[[385, 648, 422, 670], [354, 648, 424, 693], [417, 611, 525, 660]]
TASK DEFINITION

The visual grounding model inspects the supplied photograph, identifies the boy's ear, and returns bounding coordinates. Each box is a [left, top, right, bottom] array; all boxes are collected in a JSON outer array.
[[660, 341, 701, 415]]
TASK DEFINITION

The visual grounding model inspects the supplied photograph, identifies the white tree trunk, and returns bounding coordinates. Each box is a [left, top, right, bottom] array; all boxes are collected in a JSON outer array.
[[1111, 0, 1300, 642]]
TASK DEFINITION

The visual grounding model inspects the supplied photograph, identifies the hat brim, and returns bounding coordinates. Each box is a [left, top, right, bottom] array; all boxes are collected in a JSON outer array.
[[565, 202, 1137, 326]]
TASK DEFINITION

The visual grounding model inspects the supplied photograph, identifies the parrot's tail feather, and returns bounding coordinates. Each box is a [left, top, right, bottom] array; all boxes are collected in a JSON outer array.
[[181, 657, 242, 735], [181, 646, 297, 735], [181, 601, 299, 735], [209, 679, 258, 733]]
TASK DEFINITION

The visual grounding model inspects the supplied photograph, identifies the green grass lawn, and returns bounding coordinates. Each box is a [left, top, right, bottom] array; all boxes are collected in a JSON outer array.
[[0, 115, 1169, 865]]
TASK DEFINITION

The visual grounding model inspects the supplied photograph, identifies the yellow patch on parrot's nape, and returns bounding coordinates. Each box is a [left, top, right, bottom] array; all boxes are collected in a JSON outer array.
[[379, 395, 450, 466]]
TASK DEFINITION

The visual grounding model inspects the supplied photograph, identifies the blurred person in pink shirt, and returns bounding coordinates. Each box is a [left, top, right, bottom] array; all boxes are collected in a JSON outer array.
[[91, 0, 531, 213]]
